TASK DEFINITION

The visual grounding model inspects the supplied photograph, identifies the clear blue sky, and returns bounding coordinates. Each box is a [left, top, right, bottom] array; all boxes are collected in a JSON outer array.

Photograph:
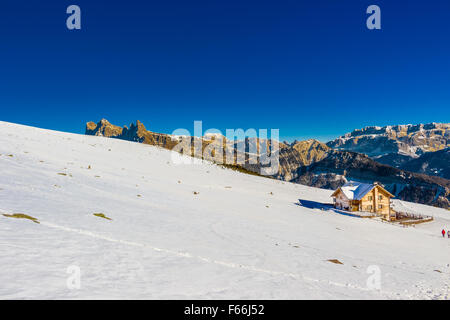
[[1, 0, 449, 142]]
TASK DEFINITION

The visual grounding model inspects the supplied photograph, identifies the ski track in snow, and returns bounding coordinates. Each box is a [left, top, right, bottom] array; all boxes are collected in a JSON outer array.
[[38, 219, 386, 297]]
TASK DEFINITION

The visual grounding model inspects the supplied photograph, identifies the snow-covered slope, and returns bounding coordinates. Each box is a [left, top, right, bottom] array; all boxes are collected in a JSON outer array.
[[0, 121, 449, 299]]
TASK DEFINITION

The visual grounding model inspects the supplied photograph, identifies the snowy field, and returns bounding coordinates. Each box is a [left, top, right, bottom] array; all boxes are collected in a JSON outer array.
[[0, 121, 449, 299]]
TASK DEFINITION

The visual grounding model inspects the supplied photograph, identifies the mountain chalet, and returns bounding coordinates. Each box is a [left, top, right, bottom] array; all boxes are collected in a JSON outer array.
[[331, 182, 395, 220]]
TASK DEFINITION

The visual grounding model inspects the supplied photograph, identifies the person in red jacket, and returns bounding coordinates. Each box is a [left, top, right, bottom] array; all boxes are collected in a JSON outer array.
[[442, 229, 446, 238]]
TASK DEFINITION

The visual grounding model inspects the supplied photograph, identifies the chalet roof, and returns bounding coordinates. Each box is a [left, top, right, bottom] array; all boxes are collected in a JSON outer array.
[[331, 181, 394, 200]]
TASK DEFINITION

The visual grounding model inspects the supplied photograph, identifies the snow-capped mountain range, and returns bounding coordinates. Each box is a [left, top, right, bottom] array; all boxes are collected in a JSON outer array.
[[327, 123, 449, 171], [85, 119, 450, 208], [327, 123, 449, 157]]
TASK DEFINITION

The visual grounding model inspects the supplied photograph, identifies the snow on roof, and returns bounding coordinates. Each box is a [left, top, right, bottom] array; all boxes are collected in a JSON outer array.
[[338, 181, 375, 200]]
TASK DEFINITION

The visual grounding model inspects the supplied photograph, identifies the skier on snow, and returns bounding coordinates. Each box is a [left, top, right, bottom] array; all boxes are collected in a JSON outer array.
[[442, 229, 446, 238]]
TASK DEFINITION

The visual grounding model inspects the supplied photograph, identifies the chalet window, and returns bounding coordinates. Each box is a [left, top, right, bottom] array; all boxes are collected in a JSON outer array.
[[367, 205, 372, 210], [368, 196, 373, 201], [379, 204, 383, 209], [378, 195, 383, 200]]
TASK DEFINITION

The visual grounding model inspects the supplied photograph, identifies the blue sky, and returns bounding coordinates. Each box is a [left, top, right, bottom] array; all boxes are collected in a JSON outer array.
[[1, 0, 449, 142]]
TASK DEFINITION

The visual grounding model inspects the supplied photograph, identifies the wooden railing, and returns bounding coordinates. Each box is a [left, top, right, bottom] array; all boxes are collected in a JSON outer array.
[[394, 211, 433, 225]]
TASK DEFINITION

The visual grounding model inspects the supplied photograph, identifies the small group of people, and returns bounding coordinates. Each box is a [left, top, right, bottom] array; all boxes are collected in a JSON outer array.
[[441, 229, 450, 238]]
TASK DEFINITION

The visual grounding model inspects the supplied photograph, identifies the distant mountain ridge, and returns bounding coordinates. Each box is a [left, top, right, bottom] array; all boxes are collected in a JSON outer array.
[[85, 119, 450, 209], [86, 119, 178, 148], [85, 119, 285, 171], [276, 140, 330, 181], [85, 119, 330, 178], [327, 123, 449, 157], [326, 122, 450, 178]]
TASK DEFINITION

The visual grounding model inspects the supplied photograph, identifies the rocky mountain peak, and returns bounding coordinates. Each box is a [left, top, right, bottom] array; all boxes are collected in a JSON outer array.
[[85, 119, 123, 137], [126, 120, 148, 138]]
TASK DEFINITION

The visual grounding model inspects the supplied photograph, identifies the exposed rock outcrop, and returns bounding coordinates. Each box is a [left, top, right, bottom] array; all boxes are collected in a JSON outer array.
[[86, 119, 179, 149], [86, 119, 123, 137], [276, 140, 330, 181]]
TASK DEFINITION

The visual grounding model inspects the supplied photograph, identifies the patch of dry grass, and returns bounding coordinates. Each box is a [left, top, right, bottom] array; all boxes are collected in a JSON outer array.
[[327, 259, 343, 265], [3, 213, 40, 224], [93, 213, 112, 221]]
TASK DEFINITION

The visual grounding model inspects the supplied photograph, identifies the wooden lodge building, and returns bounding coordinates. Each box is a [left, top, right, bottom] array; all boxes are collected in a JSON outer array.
[[331, 181, 395, 220]]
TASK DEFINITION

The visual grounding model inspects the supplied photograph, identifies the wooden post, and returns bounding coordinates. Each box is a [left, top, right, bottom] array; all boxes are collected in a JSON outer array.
[[387, 201, 391, 221], [374, 187, 378, 214]]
